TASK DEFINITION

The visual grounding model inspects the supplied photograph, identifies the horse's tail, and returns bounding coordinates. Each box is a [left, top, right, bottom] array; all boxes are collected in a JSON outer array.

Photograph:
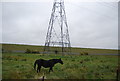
[[34, 60, 37, 70]]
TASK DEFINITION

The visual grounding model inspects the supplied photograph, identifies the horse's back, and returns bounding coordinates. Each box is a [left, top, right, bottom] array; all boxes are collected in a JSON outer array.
[[35, 59, 44, 64], [35, 59, 48, 66]]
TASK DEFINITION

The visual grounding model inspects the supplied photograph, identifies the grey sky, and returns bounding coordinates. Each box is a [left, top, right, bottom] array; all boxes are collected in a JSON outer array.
[[1, 0, 118, 49]]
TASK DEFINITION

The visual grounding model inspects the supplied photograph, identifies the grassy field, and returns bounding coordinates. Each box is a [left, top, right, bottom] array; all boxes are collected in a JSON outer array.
[[2, 53, 118, 79], [1, 43, 118, 55]]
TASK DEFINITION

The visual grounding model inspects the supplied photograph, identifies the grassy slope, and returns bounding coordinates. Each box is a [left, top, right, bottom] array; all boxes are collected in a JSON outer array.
[[2, 44, 44, 52], [2, 53, 118, 79], [1, 43, 118, 54]]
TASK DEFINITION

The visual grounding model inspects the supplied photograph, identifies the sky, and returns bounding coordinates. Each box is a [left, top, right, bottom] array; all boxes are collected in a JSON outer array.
[[1, 0, 118, 49]]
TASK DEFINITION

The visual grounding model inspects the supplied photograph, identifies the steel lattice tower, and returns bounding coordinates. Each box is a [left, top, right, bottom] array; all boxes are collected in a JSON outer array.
[[44, 0, 71, 54]]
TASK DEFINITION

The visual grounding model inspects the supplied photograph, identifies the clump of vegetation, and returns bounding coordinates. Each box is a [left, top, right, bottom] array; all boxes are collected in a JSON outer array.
[[25, 49, 31, 53], [54, 50, 58, 54], [31, 50, 39, 54], [80, 52, 89, 55], [21, 59, 27, 61], [2, 48, 4, 53], [25, 49, 39, 54]]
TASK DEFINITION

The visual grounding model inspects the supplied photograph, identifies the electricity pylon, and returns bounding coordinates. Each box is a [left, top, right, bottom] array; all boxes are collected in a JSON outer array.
[[44, 0, 71, 54]]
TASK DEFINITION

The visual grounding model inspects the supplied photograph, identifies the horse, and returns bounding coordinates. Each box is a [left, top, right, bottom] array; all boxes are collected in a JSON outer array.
[[34, 58, 63, 73]]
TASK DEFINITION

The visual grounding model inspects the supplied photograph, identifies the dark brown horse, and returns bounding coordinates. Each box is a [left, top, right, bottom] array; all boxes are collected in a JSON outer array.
[[34, 58, 63, 73]]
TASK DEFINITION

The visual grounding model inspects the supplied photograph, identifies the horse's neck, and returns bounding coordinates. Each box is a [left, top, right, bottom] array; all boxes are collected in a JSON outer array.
[[52, 60, 59, 65]]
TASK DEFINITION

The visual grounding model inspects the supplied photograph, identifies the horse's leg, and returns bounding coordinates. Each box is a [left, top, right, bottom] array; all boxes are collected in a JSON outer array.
[[37, 66, 39, 73], [49, 67, 53, 72], [49, 68, 51, 73], [49, 67, 52, 73], [37, 65, 41, 73], [38, 66, 41, 72], [51, 67, 53, 72]]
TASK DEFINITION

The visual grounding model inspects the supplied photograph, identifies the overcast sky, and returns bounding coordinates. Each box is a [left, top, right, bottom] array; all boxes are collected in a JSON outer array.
[[1, 0, 118, 49]]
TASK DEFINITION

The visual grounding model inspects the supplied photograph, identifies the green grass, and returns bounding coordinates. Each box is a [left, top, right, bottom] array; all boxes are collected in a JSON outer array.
[[2, 53, 118, 79], [1, 43, 118, 54], [2, 43, 44, 52]]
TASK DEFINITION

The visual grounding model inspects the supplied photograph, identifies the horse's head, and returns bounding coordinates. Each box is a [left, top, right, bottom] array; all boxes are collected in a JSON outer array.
[[58, 58, 63, 64]]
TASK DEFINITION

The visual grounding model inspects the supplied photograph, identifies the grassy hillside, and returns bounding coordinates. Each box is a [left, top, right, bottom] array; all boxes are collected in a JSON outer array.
[[1, 43, 119, 79], [2, 43, 44, 52], [2, 53, 118, 79], [1, 43, 118, 54]]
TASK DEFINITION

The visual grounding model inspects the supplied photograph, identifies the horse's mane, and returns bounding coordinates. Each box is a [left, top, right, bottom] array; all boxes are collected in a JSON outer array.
[[40, 58, 60, 61]]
